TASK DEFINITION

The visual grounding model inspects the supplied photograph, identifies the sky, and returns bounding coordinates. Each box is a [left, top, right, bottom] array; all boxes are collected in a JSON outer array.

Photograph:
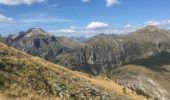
[[0, 0, 170, 37]]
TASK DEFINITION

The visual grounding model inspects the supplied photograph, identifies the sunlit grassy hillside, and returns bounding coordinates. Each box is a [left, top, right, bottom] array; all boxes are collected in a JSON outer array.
[[108, 65, 170, 100], [0, 43, 148, 100]]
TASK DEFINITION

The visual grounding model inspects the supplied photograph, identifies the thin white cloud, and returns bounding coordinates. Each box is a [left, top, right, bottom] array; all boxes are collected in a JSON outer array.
[[161, 20, 170, 25], [82, 0, 90, 3], [48, 26, 139, 37], [86, 21, 109, 30], [145, 20, 160, 26], [145, 20, 170, 26], [48, 26, 129, 37], [20, 18, 71, 23], [82, 0, 119, 6], [48, 24, 138, 37], [125, 24, 133, 28], [106, 0, 119, 7], [0, 0, 46, 5], [70, 26, 76, 29], [48, 29, 76, 35], [0, 14, 13, 24], [18, 14, 72, 23], [60, 29, 76, 33]]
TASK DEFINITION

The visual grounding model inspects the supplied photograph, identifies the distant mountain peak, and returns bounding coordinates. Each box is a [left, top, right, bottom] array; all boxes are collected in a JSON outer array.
[[144, 25, 158, 28], [131, 25, 168, 36], [126, 25, 170, 44], [11, 28, 49, 40], [24, 28, 49, 37], [141, 25, 160, 31]]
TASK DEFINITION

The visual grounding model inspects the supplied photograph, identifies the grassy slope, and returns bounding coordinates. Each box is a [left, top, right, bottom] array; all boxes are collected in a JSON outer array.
[[0, 43, 147, 100], [112, 65, 170, 91], [109, 65, 170, 100]]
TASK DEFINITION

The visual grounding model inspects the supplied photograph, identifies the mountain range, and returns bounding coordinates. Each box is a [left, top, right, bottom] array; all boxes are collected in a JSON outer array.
[[5, 26, 170, 74], [1, 25, 170, 99]]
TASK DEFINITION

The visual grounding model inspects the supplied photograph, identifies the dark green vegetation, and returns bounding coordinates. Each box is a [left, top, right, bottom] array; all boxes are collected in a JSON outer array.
[[130, 51, 170, 72]]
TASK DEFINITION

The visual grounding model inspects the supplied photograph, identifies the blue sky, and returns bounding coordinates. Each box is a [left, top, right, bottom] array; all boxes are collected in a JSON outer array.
[[0, 0, 170, 37]]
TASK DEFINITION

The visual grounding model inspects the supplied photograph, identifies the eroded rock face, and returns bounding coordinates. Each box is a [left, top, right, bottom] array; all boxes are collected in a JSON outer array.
[[5, 28, 83, 66], [5, 26, 170, 75], [62, 30, 170, 75], [4, 26, 170, 99]]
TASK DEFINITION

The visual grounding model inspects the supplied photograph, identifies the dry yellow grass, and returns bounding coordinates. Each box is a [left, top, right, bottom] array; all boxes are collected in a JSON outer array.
[[0, 43, 148, 100], [110, 64, 170, 100], [115, 65, 170, 91], [30, 53, 148, 100]]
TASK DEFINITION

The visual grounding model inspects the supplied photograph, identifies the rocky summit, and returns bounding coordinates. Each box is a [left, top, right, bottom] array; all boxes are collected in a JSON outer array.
[[3, 25, 170, 99], [12, 28, 49, 39]]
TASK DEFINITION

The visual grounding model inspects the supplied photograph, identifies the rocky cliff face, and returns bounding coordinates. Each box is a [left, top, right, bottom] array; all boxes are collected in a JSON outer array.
[[5, 28, 83, 65], [4, 25, 170, 99], [5, 26, 170, 75], [60, 26, 170, 75]]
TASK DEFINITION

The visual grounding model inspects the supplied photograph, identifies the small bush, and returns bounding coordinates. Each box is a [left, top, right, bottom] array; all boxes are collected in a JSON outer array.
[[0, 61, 6, 70], [0, 75, 5, 88]]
